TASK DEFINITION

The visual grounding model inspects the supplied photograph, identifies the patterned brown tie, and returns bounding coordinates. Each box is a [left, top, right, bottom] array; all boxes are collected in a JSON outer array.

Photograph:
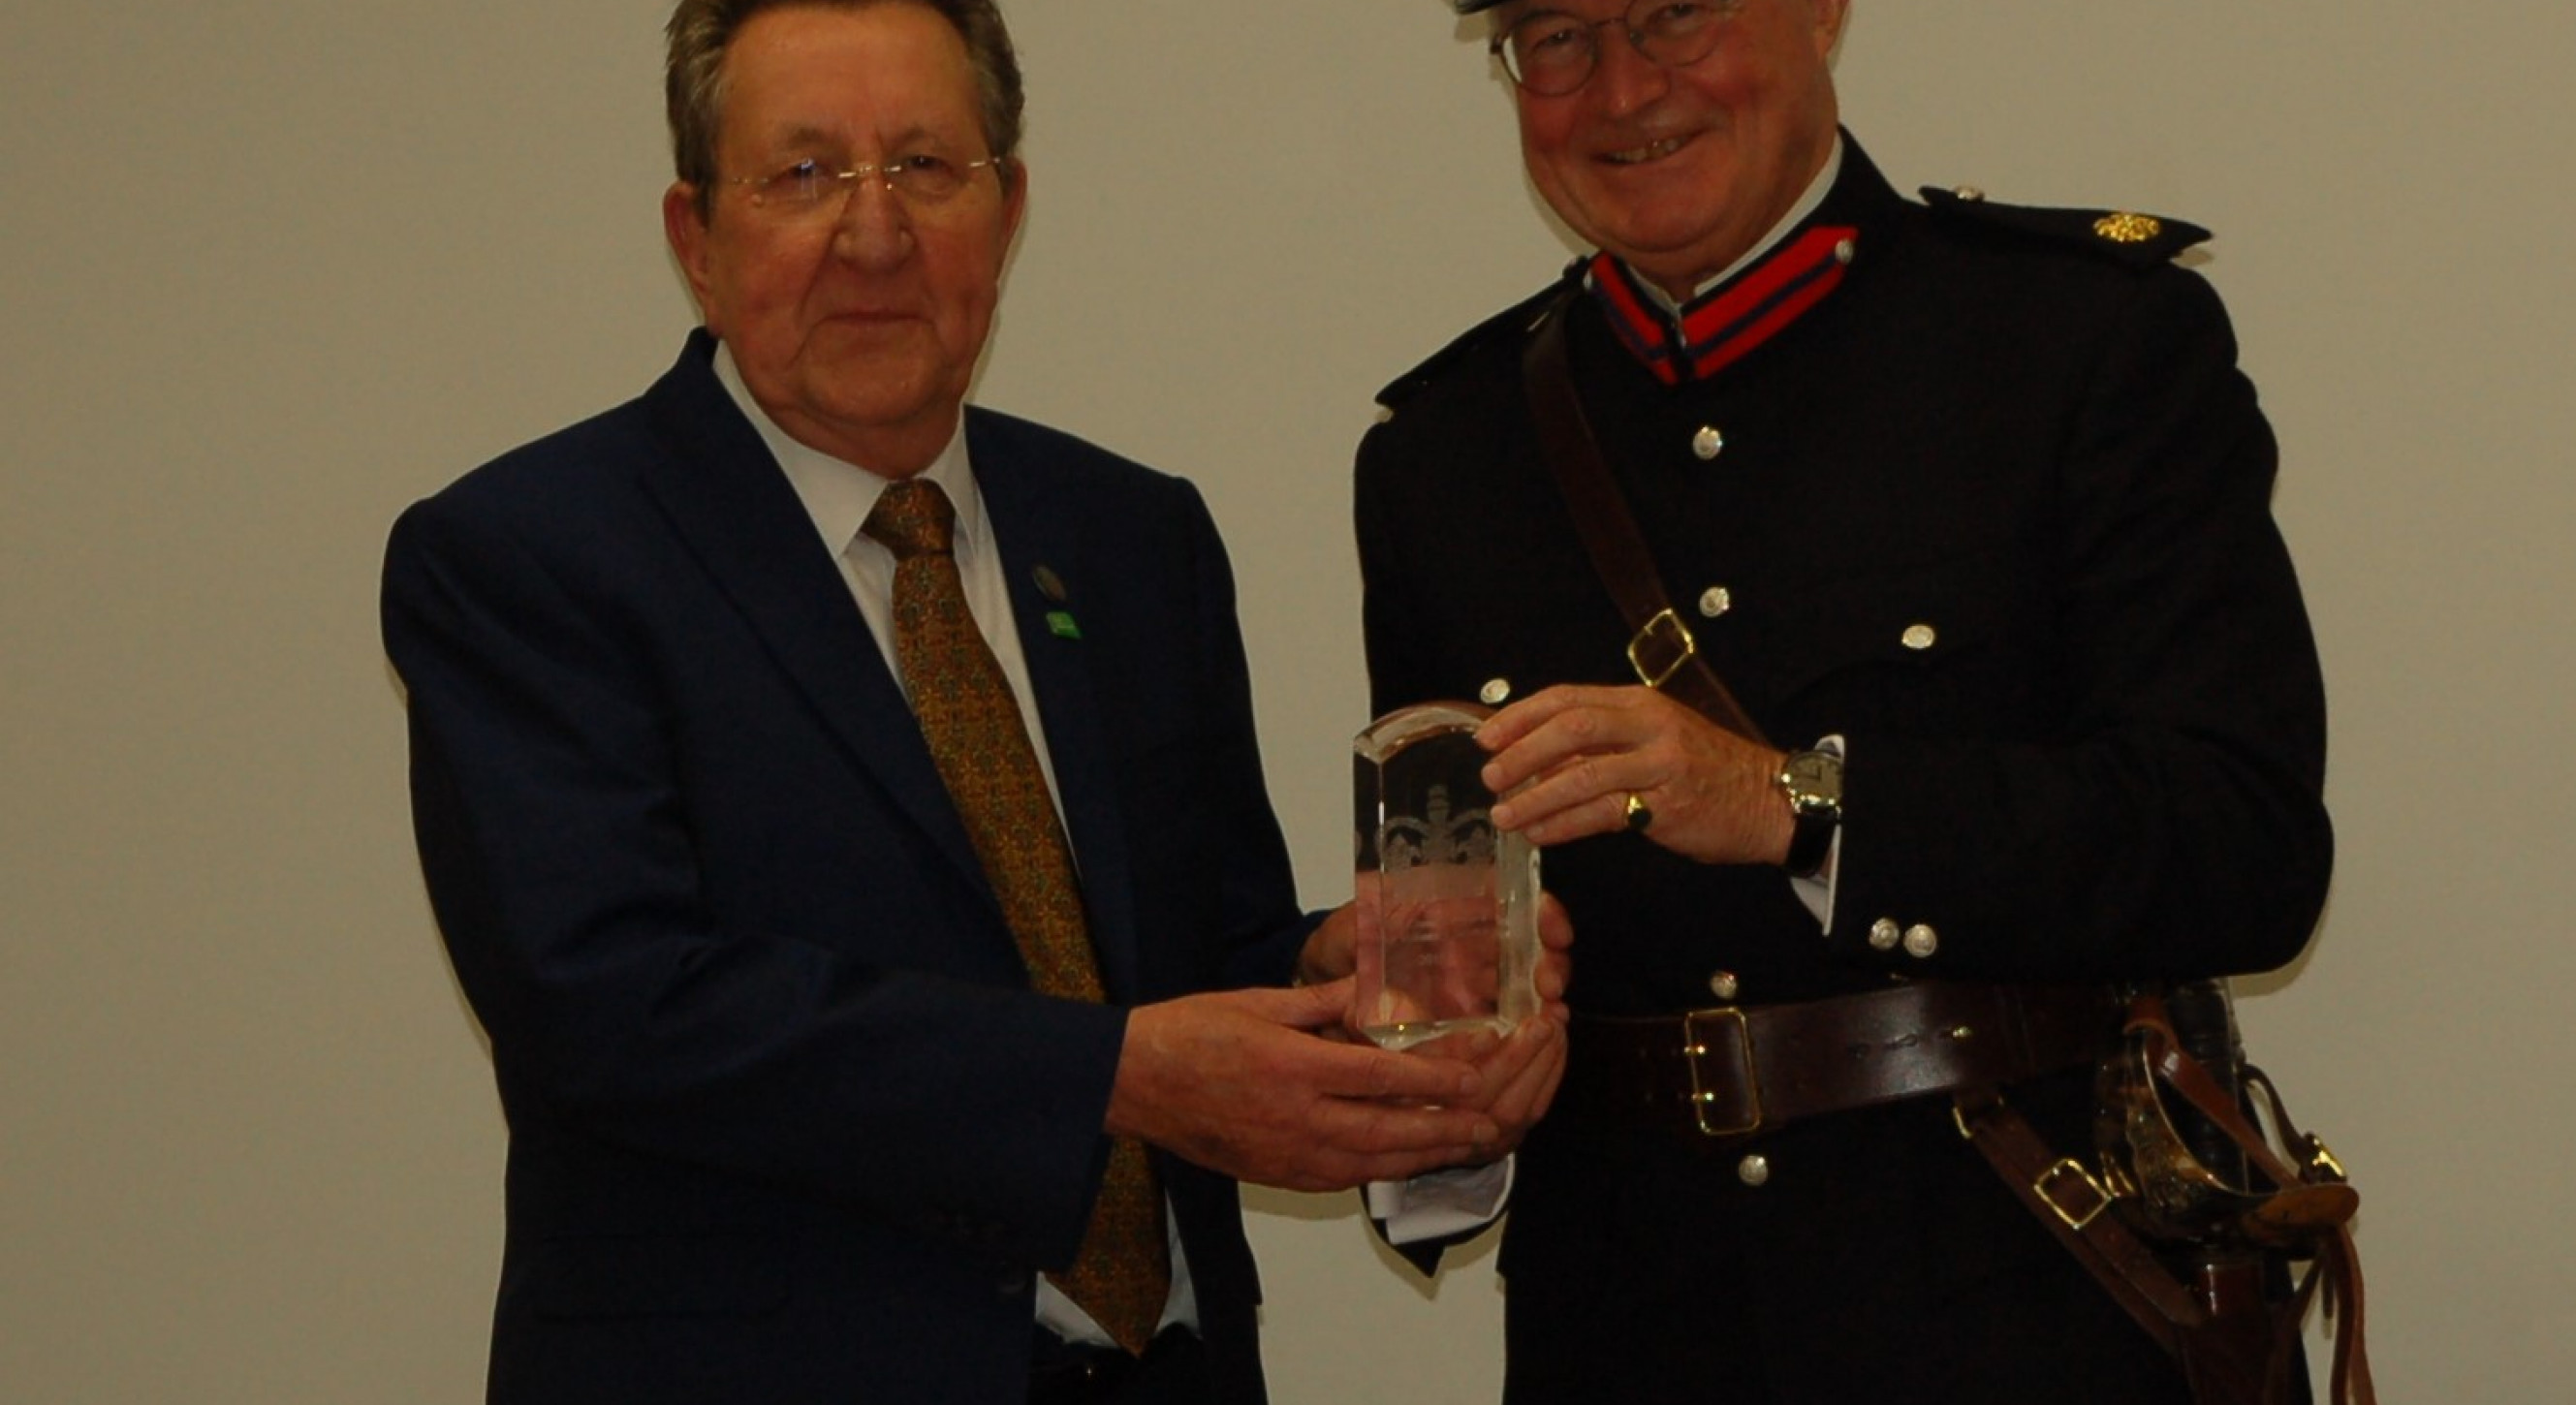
[[863, 478, 1170, 1356]]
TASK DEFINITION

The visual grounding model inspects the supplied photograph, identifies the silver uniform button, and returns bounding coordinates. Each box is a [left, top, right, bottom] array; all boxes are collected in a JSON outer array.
[[1901, 623, 1938, 651], [1698, 585, 1733, 619], [1709, 971, 1740, 1002], [1869, 919, 1902, 951], [1903, 923, 1940, 959], [1738, 1154, 1772, 1187], [1691, 425, 1725, 461], [1479, 677, 1512, 706], [1953, 185, 1986, 202], [1834, 237, 1856, 265]]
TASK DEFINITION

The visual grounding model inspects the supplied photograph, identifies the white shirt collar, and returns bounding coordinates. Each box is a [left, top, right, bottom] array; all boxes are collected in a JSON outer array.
[[1631, 134, 1846, 316], [708, 341, 987, 568]]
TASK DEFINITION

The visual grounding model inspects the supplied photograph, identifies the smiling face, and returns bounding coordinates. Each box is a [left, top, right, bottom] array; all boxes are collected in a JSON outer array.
[[1504, 0, 1846, 298], [663, 2, 1024, 476]]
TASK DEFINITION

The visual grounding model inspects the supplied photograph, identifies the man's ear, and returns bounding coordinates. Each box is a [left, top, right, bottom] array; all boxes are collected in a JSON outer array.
[[997, 159, 1029, 254], [663, 182, 717, 326], [1809, 0, 1852, 57]]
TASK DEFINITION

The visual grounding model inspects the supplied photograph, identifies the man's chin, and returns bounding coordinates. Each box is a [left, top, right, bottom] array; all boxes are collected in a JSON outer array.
[[809, 314, 931, 350], [798, 332, 943, 399], [821, 381, 943, 428]]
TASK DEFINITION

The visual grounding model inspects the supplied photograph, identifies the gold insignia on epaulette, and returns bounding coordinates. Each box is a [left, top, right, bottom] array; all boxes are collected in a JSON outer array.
[[2094, 211, 2162, 244]]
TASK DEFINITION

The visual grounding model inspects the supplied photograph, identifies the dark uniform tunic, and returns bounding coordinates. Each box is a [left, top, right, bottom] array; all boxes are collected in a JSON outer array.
[[1356, 138, 2331, 1403]]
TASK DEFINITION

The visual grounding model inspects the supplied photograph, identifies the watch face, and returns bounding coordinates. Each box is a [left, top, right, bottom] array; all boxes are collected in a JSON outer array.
[[1783, 750, 1843, 812]]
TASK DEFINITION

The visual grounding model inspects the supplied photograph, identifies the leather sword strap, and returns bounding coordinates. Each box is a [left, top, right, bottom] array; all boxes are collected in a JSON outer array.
[[1953, 1091, 2340, 1405], [1955, 1003, 2379, 1405], [1554, 981, 2118, 1141], [1951, 1089, 2204, 1357], [2123, 1001, 2377, 1405], [1522, 283, 1772, 747]]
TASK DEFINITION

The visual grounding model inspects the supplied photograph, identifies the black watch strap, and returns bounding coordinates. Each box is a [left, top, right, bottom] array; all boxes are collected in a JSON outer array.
[[1779, 748, 1843, 878], [1785, 807, 1838, 878]]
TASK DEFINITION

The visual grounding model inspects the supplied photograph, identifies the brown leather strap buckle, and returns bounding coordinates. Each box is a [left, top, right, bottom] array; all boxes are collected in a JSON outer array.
[[2034, 1157, 2118, 1231], [1626, 608, 1697, 691], [1681, 1008, 1761, 1137]]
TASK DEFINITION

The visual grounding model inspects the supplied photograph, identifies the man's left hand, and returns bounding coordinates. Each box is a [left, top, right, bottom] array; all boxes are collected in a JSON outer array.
[[1476, 683, 1795, 866], [1296, 893, 1572, 1162]]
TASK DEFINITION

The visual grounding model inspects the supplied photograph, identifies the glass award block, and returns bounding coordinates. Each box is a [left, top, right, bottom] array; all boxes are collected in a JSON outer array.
[[1352, 702, 1541, 1052]]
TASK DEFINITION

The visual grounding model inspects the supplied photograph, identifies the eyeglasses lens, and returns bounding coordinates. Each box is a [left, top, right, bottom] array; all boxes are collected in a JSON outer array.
[[1501, 3, 1730, 96], [742, 156, 989, 214]]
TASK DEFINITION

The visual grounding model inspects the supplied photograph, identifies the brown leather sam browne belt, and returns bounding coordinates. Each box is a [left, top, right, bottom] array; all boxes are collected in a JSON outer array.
[[1558, 981, 2119, 1140]]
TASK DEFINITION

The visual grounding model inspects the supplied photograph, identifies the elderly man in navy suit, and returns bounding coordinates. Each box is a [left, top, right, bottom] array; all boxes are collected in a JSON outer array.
[[381, 3, 1562, 1402]]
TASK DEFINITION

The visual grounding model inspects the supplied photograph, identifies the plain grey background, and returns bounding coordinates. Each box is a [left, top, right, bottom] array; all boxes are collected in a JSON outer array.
[[6, 2, 2569, 1399]]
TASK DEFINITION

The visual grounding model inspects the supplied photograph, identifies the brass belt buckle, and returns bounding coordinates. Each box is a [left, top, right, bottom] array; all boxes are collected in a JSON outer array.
[[2034, 1158, 2115, 1232], [1681, 1008, 1761, 1138], [1627, 609, 1697, 691]]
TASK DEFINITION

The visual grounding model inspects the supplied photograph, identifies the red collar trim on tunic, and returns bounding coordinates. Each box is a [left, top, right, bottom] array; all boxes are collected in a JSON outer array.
[[1586, 225, 1859, 386]]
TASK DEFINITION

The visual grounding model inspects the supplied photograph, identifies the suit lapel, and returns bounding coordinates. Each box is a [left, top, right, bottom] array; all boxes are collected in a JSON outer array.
[[636, 335, 990, 895], [972, 415, 1147, 1004]]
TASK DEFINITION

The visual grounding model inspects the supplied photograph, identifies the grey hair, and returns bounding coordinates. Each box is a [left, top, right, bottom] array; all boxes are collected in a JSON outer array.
[[665, 0, 1025, 220]]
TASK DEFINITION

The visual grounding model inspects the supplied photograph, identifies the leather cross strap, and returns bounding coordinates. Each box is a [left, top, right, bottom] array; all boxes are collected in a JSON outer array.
[[1521, 284, 1771, 747], [1554, 981, 2118, 1141]]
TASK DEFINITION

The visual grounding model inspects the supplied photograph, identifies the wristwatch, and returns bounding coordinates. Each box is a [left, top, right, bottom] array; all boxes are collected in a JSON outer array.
[[1777, 747, 1844, 879]]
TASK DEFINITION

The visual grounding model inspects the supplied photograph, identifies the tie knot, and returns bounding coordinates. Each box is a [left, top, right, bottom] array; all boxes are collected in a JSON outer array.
[[863, 479, 957, 559]]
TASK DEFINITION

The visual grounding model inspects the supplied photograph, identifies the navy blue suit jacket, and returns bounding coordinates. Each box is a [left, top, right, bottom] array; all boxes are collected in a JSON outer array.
[[384, 333, 1304, 1405]]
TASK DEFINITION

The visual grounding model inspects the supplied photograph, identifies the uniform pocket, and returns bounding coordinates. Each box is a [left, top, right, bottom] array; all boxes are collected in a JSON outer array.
[[1747, 545, 2054, 737]]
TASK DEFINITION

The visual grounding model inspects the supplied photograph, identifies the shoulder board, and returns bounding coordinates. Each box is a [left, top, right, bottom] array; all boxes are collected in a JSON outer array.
[[1918, 185, 2211, 268], [1374, 265, 1582, 410]]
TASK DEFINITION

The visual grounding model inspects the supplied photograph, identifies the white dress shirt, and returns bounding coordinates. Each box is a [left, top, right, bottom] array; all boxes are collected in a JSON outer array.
[[711, 346, 1193, 1346]]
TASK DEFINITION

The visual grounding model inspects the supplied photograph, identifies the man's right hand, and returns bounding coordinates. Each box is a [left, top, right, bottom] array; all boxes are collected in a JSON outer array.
[[1106, 982, 1500, 1192]]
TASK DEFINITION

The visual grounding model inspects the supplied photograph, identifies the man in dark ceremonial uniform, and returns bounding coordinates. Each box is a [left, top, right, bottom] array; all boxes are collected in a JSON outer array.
[[1350, 2, 2333, 1399]]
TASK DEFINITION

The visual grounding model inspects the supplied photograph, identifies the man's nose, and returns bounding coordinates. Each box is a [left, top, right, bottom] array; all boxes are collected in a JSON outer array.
[[1589, 26, 1672, 115], [830, 176, 914, 267]]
